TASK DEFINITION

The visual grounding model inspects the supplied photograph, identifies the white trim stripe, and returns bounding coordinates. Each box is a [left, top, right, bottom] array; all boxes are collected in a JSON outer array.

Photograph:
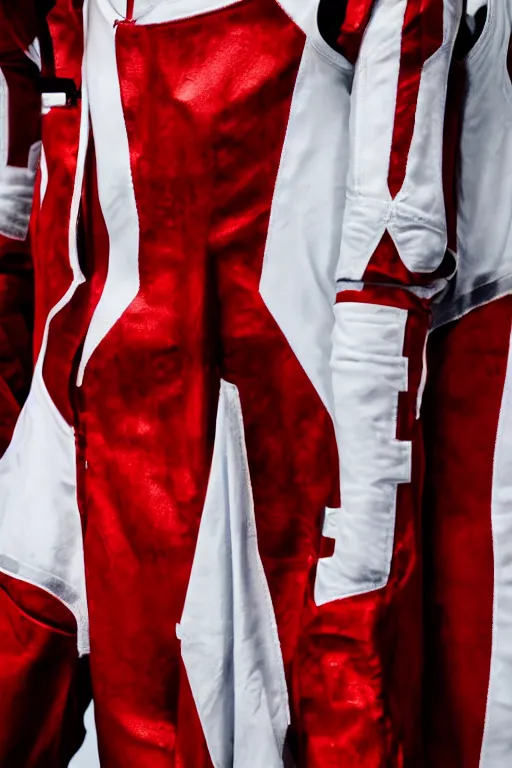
[[178, 381, 289, 768], [0, 66, 7, 170], [77, 0, 141, 386], [480, 324, 512, 767]]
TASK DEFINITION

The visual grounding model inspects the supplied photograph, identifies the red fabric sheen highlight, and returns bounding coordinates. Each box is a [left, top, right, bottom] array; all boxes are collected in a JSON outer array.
[[336, 0, 375, 63], [423, 298, 512, 767], [58, 3, 337, 763], [0, 574, 90, 767], [388, 0, 444, 198], [296, 288, 428, 766]]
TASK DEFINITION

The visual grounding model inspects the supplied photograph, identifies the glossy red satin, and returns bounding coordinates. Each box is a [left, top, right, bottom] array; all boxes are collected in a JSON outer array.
[[0, 237, 33, 452], [0, 574, 89, 767], [336, 0, 375, 63], [0, 14, 37, 452], [323, 286, 429, 767], [423, 297, 512, 767], [33, 0, 84, 357], [0, 0, 457, 765], [35, 1, 341, 764]]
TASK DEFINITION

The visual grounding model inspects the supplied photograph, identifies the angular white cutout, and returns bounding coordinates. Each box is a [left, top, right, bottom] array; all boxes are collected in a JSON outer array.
[[178, 381, 289, 768], [315, 302, 411, 603]]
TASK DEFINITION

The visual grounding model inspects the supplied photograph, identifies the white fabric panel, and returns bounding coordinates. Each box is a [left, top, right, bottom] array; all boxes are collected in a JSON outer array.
[[178, 381, 289, 768], [315, 302, 410, 604], [260, 35, 353, 416], [40, 144, 48, 205], [77, 0, 140, 386], [338, 0, 460, 282], [480, 327, 512, 767], [388, 0, 459, 274], [133, 0, 244, 25], [435, 0, 512, 326], [0, 165, 36, 240], [28, 140, 42, 172], [24, 38, 42, 70], [0, 375, 89, 654], [274, 0, 314, 33], [42, 92, 68, 110], [337, 0, 405, 281]]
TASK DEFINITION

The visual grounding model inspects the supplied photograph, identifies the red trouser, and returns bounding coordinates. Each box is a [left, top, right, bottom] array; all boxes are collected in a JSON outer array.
[[423, 295, 512, 768]]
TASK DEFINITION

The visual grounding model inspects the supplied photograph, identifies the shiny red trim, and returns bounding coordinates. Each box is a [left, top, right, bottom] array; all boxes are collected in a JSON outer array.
[[423, 297, 512, 766], [336, 282, 430, 313], [388, 0, 444, 198], [336, 0, 375, 64]]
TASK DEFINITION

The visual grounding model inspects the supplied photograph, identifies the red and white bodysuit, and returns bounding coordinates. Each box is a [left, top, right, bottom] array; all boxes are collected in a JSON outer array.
[[423, 1, 512, 765], [0, 0, 460, 765]]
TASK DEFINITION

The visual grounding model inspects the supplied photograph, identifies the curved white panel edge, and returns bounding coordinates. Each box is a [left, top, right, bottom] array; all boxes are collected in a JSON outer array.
[[259, 39, 353, 418], [178, 381, 289, 768], [77, 0, 140, 386]]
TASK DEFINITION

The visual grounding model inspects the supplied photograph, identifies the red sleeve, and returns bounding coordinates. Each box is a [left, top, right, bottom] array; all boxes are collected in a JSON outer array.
[[311, 0, 463, 758], [326, 0, 462, 591]]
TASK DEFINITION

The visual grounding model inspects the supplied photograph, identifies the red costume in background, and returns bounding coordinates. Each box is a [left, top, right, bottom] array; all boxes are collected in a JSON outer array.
[[0, 0, 461, 765], [423, 1, 512, 765]]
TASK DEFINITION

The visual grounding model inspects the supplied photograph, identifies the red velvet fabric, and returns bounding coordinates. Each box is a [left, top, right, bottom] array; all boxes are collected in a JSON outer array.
[[65, 3, 339, 764], [423, 296, 512, 767], [0, 574, 90, 768], [0, 236, 33, 453], [0, 1, 466, 766], [0, 13, 37, 453], [312, 285, 428, 767], [31, 0, 83, 357]]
